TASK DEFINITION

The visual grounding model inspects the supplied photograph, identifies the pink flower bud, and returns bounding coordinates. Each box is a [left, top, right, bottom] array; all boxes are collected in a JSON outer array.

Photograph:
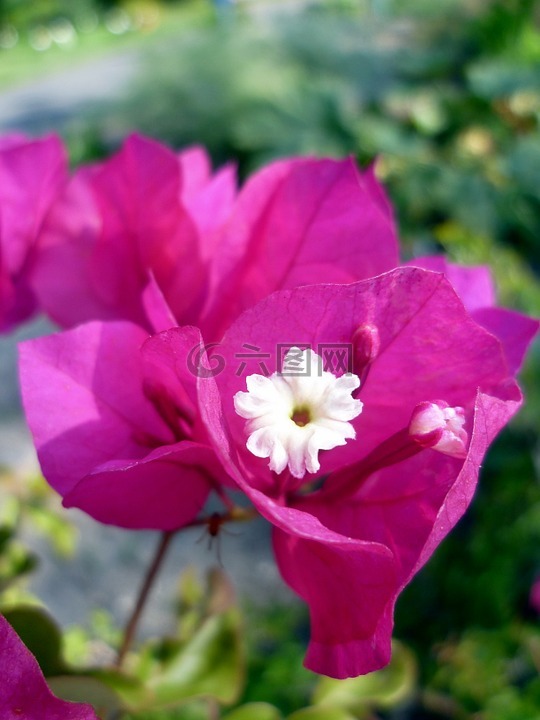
[[409, 400, 468, 459], [352, 323, 380, 375]]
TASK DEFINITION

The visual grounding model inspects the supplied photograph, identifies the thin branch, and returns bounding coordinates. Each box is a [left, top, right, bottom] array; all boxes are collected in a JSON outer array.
[[115, 530, 174, 669], [113, 506, 258, 669]]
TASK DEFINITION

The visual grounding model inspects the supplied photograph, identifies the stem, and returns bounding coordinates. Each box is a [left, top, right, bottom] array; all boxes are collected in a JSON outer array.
[[113, 506, 258, 669], [115, 530, 174, 669]]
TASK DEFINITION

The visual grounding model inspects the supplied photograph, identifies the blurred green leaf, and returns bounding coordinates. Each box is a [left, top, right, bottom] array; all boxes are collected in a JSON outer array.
[[0, 540, 37, 590], [223, 702, 283, 720], [287, 707, 356, 720], [146, 609, 244, 709], [206, 567, 237, 616], [175, 566, 207, 642], [467, 59, 540, 99], [313, 640, 417, 713], [25, 504, 77, 557], [90, 667, 147, 711], [2, 605, 66, 677], [48, 675, 123, 717]]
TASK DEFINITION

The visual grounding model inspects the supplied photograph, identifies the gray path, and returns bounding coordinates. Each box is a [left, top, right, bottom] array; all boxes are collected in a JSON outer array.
[[0, 48, 139, 134]]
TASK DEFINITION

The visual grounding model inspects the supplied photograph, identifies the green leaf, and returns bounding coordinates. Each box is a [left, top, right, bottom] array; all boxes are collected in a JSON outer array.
[[312, 640, 417, 712], [223, 702, 283, 720], [206, 567, 236, 616], [288, 707, 356, 720], [0, 541, 38, 590], [178, 565, 205, 610], [25, 504, 78, 557], [2, 605, 66, 677], [146, 609, 244, 710], [89, 667, 148, 711], [48, 676, 123, 717], [467, 59, 540, 99]]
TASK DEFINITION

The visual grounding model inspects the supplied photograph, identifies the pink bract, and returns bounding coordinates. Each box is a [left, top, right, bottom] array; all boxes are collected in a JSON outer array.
[[31, 135, 235, 332], [0, 615, 97, 719], [0, 135, 67, 332], [19, 321, 222, 530], [193, 267, 538, 678], [30, 135, 398, 338]]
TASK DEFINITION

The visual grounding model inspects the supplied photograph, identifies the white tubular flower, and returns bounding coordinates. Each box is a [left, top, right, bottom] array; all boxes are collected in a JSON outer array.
[[234, 347, 363, 479]]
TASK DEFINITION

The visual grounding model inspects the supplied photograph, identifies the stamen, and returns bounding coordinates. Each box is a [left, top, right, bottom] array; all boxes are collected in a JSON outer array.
[[291, 407, 311, 427]]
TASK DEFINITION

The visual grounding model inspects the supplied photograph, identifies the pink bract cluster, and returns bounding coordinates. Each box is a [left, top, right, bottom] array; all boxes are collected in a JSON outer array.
[[2, 133, 537, 679]]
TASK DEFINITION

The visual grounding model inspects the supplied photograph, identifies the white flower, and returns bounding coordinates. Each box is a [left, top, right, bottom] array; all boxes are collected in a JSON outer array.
[[234, 348, 363, 479]]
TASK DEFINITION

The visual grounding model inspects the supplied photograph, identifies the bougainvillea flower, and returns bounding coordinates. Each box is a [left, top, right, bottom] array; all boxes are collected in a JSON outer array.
[[0, 615, 97, 719], [0, 134, 67, 332], [30, 135, 398, 338], [31, 134, 236, 332], [19, 321, 222, 530], [187, 266, 538, 678]]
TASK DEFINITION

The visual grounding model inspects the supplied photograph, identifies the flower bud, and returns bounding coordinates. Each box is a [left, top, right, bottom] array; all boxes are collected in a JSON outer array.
[[352, 323, 380, 376], [409, 400, 468, 459]]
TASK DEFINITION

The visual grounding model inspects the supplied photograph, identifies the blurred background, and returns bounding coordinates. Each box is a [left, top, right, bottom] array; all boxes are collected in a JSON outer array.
[[0, 1, 539, 718]]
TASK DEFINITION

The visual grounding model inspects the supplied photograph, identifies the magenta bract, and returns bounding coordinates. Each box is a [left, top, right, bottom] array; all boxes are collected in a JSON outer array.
[[0, 615, 97, 719], [195, 267, 538, 677], [199, 155, 398, 338], [19, 321, 221, 529], [31, 135, 233, 332], [30, 135, 398, 340], [0, 135, 67, 332]]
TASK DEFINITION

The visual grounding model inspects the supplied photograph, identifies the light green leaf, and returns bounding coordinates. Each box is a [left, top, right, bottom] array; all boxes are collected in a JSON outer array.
[[89, 667, 148, 711], [48, 676, 123, 717], [0, 541, 38, 590], [206, 567, 236, 616], [25, 504, 78, 557], [223, 702, 283, 720], [288, 707, 356, 720], [178, 565, 204, 610], [313, 641, 417, 713], [144, 610, 244, 710]]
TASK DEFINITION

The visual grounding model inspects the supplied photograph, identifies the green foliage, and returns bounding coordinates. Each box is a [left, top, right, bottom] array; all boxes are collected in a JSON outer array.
[[312, 641, 417, 715], [223, 702, 283, 720], [429, 624, 540, 720], [287, 708, 355, 720], [241, 603, 312, 714], [106, 0, 540, 272], [83, 569, 245, 714]]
